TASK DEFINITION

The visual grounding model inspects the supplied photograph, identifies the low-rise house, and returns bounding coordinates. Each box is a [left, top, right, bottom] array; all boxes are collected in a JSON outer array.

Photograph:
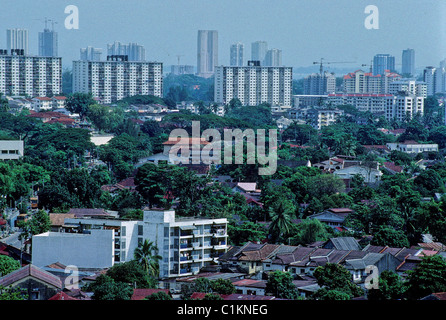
[[48, 213, 75, 232], [382, 161, 404, 175], [31, 97, 53, 111], [344, 252, 401, 283], [323, 237, 361, 251], [308, 208, 353, 230], [333, 164, 383, 185], [51, 96, 67, 109], [386, 141, 439, 154], [232, 279, 267, 296], [0, 264, 62, 300]]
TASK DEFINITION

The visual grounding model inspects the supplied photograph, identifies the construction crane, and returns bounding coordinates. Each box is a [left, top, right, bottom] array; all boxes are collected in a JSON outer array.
[[313, 58, 356, 75]]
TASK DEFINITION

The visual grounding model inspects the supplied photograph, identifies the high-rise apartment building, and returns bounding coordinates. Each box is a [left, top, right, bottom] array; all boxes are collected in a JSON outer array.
[[197, 30, 218, 78], [264, 49, 282, 66], [251, 41, 268, 65], [304, 72, 336, 95], [230, 42, 244, 67], [6, 29, 28, 55], [107, 41, 145, 61], [423, 66, 438, 96], [80, 46, 102, 61], [373, 54, 395, 75], [386, 93, 424, 122], [38, 27, 58, 57], [343, 69, 401, 94], [0, 49, 61, 97], [72, 55, 163, 104], [402, 49, 415, 76], [214, 64, 292, 107]]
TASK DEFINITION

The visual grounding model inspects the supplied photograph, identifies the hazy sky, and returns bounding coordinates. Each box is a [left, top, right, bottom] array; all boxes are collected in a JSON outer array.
[[1, 0, 445, 74]]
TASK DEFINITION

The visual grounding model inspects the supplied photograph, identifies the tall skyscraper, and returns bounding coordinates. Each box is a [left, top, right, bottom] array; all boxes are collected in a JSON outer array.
[[0, 49, 61, 97], [373, 54, 395, 75], [423, 66, 437, 96], [402, 49, 415, 76], [251, 41, 268, 65], [6, 28, 28, 55], [80, 46, 102, 61], [38, 27, 58, 57], [107, 41, 145, 61], [72, 56, 163, 104], [197, 30, 218, 78], [230, 42, 244, 66], [264, 49, 282, 66]]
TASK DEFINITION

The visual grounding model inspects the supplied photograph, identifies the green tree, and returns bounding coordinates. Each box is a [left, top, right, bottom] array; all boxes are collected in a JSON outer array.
[[145, 291, 172, 300], [290, 218, 333, 246], [371, 225, 410, 248], [405, 255, 446, 300], [0, 286, 27, 300], [86, 274, 133, 300], [268, 199, 296, 243], [265, 270, 299, 299], [211, 278, 236, 295], [313, 263, 363, 299], [65, 92, 95, 120], [105, 260, 157, 289], [133, 239, 162, 279], [367, 270, 405, 300], [0, 256, 21, 277]]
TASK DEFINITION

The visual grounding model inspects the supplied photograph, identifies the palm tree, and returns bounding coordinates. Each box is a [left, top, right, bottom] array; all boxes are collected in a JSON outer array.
[[268, 200, 295, 243], [133, 239, 162, 278]]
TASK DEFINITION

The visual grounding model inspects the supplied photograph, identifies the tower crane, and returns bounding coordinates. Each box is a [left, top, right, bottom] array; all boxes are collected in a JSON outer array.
[[313, 58, 356, 75], [176, 54, 184, 65]]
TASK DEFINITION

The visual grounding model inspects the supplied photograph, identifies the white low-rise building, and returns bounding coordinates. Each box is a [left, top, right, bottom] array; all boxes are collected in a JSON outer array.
[[31, 209, 228, 279], [386, 141, 439, 154], [0, 140, 24, 160]]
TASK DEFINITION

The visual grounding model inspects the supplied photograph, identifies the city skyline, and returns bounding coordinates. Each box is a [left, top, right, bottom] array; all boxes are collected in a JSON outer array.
[[0, 0, 445, 74]]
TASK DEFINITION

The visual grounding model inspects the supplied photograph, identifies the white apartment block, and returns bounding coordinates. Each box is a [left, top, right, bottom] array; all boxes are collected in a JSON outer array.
[[386, 94, 424, 122], [328, 93, 394, 114], [0, 50, 61, 97], [31, 210, 228, 279], [72, 57, 163, 104], [388, 80, 427, 98], [214, 65, 292, 107], [343, 69, 401, 94]]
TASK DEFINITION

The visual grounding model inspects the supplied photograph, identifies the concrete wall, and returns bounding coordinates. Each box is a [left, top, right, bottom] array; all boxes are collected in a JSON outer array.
[[32, 230, 114, 269]]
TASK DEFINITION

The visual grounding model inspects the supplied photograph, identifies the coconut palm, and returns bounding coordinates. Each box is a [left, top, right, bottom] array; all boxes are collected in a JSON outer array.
[[268, 200, 295, 243], [133, 239, 162, 278]]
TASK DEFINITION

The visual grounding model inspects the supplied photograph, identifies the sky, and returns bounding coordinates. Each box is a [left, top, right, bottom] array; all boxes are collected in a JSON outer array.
[[1, 0, 445, 75]]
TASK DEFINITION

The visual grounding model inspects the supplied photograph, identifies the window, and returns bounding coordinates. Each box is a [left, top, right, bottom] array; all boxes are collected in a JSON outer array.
[[121, 226, 126, 237]]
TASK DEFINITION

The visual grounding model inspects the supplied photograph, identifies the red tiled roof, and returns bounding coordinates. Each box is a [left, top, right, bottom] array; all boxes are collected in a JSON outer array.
[[131, 288, 170, 300], [48, 291, 78, 300], [0, 264, 62, 289], [34, 97, 52, 101]]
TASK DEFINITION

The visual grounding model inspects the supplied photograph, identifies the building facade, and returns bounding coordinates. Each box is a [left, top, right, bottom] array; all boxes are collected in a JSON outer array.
[[0, 140, 24, 160], [264, 49, 282, 67], [214, 65, 292, 107], [197, 30, 218, 78], [402, 49, 415, 76], [38, 28, 58, 57], [230, 42, 244, 67], [0, 50, 61, 97], [107, 41, 145, 61], [304, 72, 336, 95], [72, 56, 163, 104], [32, 210, 228, 279], [251, 41, 268, 65], [80, 46, 102, 61], [6, 28, 28, 55], [343, 69, 401, 94], [373, 54, 395, 75]]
